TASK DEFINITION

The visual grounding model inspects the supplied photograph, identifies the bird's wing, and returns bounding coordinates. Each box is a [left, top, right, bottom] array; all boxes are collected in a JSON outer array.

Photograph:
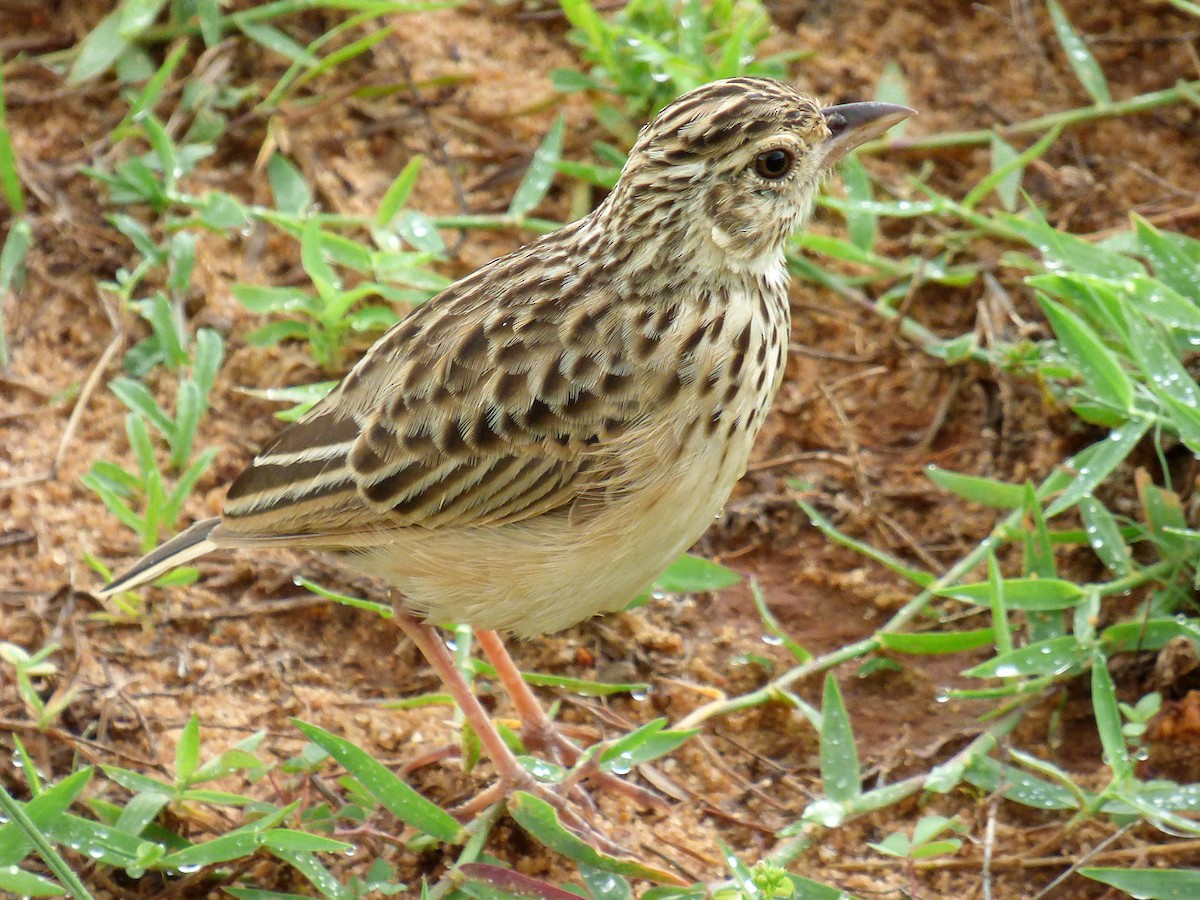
[[221, 256, 688, 540]]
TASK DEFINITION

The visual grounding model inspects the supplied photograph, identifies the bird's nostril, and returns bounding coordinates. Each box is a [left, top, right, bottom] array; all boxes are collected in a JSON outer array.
[[824, 112, 847, 135]]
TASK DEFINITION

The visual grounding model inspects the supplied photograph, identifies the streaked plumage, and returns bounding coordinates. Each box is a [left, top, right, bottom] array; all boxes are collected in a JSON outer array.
[[102, 78, 913, 638]]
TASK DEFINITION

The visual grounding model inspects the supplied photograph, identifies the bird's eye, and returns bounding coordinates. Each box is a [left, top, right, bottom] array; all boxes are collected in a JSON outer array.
[[754, 148, 793, 179]]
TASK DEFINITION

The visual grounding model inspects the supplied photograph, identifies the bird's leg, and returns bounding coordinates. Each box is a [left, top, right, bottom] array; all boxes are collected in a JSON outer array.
[[392, 609, 531, 786], [474, 628, 669, 813], [391, 602, 630, 852], [473, 629, 573, 763]]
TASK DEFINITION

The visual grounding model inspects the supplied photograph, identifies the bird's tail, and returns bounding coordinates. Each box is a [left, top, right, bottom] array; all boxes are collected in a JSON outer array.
[[97, 517, 221, 597]]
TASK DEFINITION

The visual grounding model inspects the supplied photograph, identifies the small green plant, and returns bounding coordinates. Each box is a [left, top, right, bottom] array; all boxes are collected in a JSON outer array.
[[81, 327, 224, 556], [231, 155, 449, 370], [553, 0, 805, 188], [0, 642, 76, 731], [555, 0, 799, 124], [868, 815, 965, 862], [1119, 691, 1163, 757], [0, 61, 31, 371]]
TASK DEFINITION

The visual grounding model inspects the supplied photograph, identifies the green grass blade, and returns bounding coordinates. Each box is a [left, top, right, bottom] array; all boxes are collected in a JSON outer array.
[[0, 218, 33, 368], [1038, 295, 1134, 414], [0, 62, 25, 214], [68, 12, 130, 84], [925, 467, 1026, 508], [1045, 0, 1111, 104], [1091, 649, 1131, 780], [376, 155, 424, 228], [819, 674, 861, 802], [508, 116, 565, 219], [1045, 418, 1150, 517]]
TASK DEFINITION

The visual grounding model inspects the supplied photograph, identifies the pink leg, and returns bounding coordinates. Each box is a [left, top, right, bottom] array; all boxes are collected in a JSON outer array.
[[392, 602, 631, 851], [392, 610, 531, 786], [475, 629, 574, 761], [475, 628, 669, 812]]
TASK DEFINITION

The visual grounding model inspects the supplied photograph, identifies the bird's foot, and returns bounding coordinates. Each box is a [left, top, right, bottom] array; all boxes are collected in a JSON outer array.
[[519, 719, 670, 814], [451, 760, 630, 857]]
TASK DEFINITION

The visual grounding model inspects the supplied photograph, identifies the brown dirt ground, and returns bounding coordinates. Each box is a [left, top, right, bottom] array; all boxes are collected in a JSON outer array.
[[3, 1, 1200, 897]]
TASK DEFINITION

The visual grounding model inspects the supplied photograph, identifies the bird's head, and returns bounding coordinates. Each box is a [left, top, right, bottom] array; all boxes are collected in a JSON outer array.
[[608, 77, 914, 271]]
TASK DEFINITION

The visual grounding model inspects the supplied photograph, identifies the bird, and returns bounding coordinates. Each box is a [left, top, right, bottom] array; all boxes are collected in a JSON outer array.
[[99, 76, 913, 834]]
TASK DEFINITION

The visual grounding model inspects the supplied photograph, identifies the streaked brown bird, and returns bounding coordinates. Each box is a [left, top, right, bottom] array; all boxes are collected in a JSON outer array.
[[101, 77, 912, 836]]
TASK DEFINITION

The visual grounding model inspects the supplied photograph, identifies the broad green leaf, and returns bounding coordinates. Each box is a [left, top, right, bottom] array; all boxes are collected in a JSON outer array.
[[197, 0, 221, 46], [237, 22, 317, 66], [158, 829, 347, 868], [0, 867, 64, 896], [1045, 418, 1150, 517], [166, 229, 197, 298], [393, 210, 444, 255], [300, 218, 340, 301], [1078, 497, 1132, 574], [874, 61, 909, 136], [114, 790, 169, 836], [1119, 273, 1200, 332], [69, 13, 130, 83], [199, 192, 249, 230], [1045, 0, 1111, 103], [0, 65, 26, 213], [653, 554, 741, 593], [1159, 393, 1200, 455], [268, 154, 312, 215], [291, 720, 464, 843], [507, 792, 679, 882], [964, 636, 1089, 678], [375, 156, 424, 228], [508, 116, 565, 219], [270, 848, 353, 900], [170, 380, 202, 469], [1082, 867, 1200, 899], [1000, 209, 1142, 278], [193, 328, 224, 399], [1133, 213, 1200, 298], [597, 719, 697, 773], [231, 284, 321, 316], [988, 134, 1020, 210], [0, 768, 93, 865], [580, 863, 633, 900], [1124, 310, 1200, 407], [119, 0, 169, 35], [1092, 649, 1131, 779], [174, 714, 201, 783], [965, 126, 1060, 211], [839, 154, 876, 251], [819, 675, 860, 802], [963, 756, 1080, 810], [925, 467, 1025, 507], [878, 628, 996, 655], [1038, 296, 1133, 413], [44, 813, 148, 868], [936, 577, 1083, 610]]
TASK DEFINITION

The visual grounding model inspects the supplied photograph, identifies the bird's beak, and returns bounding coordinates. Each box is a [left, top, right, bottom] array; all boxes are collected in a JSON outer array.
[[818, 101, 916, 167]]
